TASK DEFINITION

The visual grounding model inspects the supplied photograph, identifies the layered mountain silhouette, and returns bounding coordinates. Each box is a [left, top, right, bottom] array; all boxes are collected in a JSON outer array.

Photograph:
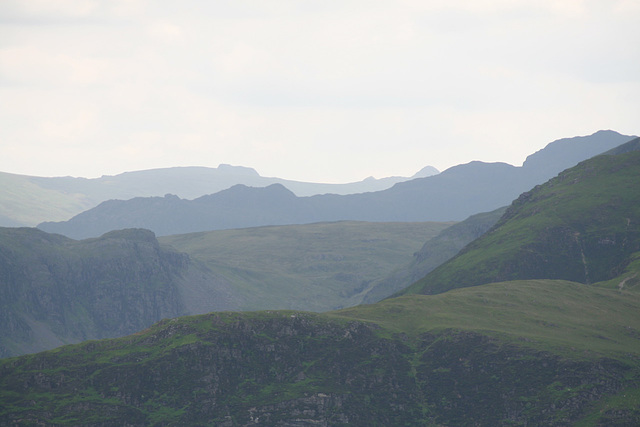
[[0, 164, 438, 227], [400, 136, 640, 296], [2, 140, 640, 425], [0, 221, 449, 357], [39, 130, 636, 239]]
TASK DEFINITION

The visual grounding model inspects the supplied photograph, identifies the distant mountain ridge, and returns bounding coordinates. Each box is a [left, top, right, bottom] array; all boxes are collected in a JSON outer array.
[[400, 137, 640, 296], [39, 130, 637, 239], [0, 164, 438, 227], [0, 221, 450, 357], [3, 135, 640, 425]]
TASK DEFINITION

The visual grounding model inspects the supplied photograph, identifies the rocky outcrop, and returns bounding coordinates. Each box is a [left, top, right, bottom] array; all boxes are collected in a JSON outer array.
[[0, 312, 636, 426], [0, 228, 188, 357]]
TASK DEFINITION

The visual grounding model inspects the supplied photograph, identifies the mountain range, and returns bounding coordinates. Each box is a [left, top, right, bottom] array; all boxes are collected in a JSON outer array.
[[0, 163, 438, 227], [2, 140, 640, 425], [400, 137, 640, 297], [0, 221, 452, 357], [37, 130, 637, 239]]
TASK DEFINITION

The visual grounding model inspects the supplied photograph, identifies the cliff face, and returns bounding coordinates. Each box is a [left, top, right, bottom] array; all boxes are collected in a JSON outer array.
[[0, 311, 636, 426], [0, 228, 188, 357]]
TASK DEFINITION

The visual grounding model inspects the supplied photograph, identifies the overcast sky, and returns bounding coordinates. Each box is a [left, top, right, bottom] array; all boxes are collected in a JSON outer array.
[[1, 1, 638, 183]]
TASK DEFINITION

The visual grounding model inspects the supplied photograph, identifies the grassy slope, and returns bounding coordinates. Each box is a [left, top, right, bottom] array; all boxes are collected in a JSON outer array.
[[362, 207, 506, 304], [1, 276, 639, 425], [333, 278, 640, 360], [0, 173, 92, 226], [401, 151, 640, 296], [160, 221, 452, 312]]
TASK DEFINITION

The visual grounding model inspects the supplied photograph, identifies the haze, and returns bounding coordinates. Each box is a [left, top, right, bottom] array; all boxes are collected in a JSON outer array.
[[1, 0, 638, 183]]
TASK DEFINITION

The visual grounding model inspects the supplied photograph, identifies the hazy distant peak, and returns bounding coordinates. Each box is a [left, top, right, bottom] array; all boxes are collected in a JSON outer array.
[[411, 165, 439, 178], [440, 160, 515, 175], [217, 164, 260, 176], [521, 130, 636, 172]]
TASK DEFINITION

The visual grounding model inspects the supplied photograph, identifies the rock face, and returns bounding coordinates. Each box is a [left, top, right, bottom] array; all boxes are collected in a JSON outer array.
[[0, 312, 636, 426], [0, 228, 188, 357]]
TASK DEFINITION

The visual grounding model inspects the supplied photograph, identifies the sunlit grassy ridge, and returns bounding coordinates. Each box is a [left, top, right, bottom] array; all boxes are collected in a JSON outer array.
[[332, 279, 640, 360], [2, 276, 640, 425], [401, 150, 640, 296]]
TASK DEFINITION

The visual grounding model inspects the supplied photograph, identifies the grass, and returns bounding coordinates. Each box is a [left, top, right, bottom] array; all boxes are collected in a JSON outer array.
[[402, 151, 640, 296], [160, 220, 452, 311], [0, 172, 92, 226], [331, 279, 640, 361]]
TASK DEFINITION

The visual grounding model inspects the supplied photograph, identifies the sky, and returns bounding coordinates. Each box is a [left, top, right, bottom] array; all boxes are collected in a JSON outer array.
[[0, 1, 638, 183]]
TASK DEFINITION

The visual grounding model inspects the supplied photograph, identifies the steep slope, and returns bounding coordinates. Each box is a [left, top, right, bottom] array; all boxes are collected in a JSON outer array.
[[401, 140, 640, 296], [0, 228, 189, 357], [0, 164, 438, 227], [1, 280, 639, 426], [3, 134, 640, 424], [38, 131, 638, 239], [521, 129, 636, 181], [361, 207, 506, 304]]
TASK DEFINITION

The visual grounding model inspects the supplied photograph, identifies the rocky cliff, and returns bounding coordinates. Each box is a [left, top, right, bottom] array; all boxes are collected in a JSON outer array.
[[0, 228, 188, 357], [1, 310, 637, 426]]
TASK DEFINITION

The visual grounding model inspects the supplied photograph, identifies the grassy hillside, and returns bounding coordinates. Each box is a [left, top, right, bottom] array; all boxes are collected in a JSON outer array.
[[335, 279, 640, 359], [1, 278, 639, 425], [2, 134, 639, 424], [0, 172, 93, 226], [362, 207, 506, 304], [0, 221, 450, 357], [401, 149, 640, 296], [161, 221, 452, 312]]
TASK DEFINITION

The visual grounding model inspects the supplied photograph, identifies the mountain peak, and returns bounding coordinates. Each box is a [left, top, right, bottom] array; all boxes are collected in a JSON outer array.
[[217, 164, 260, 176], [522, 130, 636, 173], [411, 165, 439, 178]]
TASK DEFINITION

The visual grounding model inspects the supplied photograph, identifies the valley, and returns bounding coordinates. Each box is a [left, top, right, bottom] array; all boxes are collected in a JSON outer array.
[[1, 130, 640, 425]]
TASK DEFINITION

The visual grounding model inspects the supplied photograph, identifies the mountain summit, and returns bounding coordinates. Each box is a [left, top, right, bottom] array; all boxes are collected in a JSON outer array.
[[400, 137, 640, 296], [39, 131, 637, 239]]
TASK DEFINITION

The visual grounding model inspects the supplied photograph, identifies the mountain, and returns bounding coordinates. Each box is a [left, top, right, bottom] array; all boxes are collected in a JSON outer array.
[[0, 228, 189, 358], [0, 164, 438, 227], [400, 137, 640, 296], [361, 206, 507, 304], [1, 279, 638, 425], [0, 221, 450, 357], [159, 220, 451, 312], [38, 131, 637, 239], [3, 135, 640, 425]]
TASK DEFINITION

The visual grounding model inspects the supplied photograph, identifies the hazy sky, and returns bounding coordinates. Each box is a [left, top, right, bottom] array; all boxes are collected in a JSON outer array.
[[1, 1, 638, 183]]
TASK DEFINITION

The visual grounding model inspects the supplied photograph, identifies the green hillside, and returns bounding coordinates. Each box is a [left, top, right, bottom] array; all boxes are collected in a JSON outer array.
[[362, 207, 506, 304], [160, 221, 451, 312], [0, 221, 450, 357], [2, 137, 640, 425], [401, 149, 640, 296], [0, 172, 93, 226], [1, 278, 639, 425]]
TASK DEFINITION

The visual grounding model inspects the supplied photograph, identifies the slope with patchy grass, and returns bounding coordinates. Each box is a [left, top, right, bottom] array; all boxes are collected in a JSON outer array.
[[401, 147, 640, 296], [161, 220, 452, 312], [1, 278, 639, 425]]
